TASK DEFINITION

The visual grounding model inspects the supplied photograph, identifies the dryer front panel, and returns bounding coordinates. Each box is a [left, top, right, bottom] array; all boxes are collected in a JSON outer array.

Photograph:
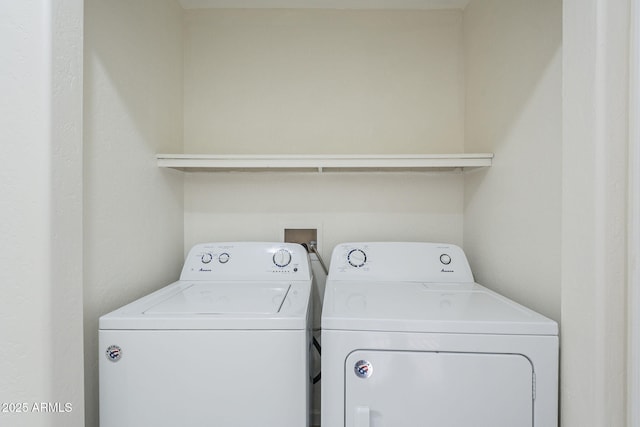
[[345, 350, 533, 427]]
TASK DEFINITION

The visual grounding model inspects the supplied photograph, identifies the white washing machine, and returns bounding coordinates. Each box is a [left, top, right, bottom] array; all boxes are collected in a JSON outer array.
[[100, 242, 312, 427], [321, 242, 558, 427]]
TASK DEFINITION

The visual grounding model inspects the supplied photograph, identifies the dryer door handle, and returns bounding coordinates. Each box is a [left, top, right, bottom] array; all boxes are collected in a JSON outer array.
[[355, 406, 370, 427]]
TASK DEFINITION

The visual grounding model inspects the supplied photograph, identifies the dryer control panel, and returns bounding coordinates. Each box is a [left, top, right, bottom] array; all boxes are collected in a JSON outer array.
[[328, 242, 474, 283], [180, 242, 311, 281]]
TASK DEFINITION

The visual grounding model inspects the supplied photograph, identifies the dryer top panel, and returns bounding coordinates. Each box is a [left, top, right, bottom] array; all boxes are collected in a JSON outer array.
[[322, 281, 557, 335]]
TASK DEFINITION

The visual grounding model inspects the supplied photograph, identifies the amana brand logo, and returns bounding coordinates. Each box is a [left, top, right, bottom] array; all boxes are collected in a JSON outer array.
[[441, 268, 454, 273], [106, 345, 122, 362], [354, 360, 373, 379]]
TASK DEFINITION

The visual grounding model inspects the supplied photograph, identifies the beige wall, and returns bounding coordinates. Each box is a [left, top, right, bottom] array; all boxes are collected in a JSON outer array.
[[184, 172, 465, 260], [83, 0, 184, 426], [182, 7, 468, 260], [562, 0, 630, 425], [183, 9, 465, 154], [0, 1, 85, 426], [629, 1, 640, 424], [462, 0, 562, 321]]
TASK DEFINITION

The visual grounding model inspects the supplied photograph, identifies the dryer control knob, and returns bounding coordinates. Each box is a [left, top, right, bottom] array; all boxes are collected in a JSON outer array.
[[440, 254, 452, 265], [348, 249, 367, 268], [201, 252, 213, 264], [273, 249, 292, 268]]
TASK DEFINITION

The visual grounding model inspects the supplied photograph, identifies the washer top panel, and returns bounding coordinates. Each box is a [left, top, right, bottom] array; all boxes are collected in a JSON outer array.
[[144, 283, 290, 315], [322, 281, 557, 336], [100, 242, 313, 330], [100, 280, 311, 330]]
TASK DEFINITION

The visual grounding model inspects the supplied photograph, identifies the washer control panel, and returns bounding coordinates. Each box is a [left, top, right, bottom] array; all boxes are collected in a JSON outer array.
[[180, 242, 311, 281], [273, 248, 293, 267], [329, 242, 474, 283]]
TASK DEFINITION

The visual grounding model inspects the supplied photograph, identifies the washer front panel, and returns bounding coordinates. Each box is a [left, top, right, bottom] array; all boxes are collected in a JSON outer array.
[[100, 329, 308, 427]]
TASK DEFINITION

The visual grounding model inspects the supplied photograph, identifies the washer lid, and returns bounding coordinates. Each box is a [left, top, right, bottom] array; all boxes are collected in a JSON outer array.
[[144, 283, 290, 315], [322, 281, 558, 336], [99, 280, 311, 330]]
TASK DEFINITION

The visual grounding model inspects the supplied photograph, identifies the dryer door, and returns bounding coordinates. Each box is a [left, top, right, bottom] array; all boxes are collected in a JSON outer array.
[[345, 350, 533, 427]]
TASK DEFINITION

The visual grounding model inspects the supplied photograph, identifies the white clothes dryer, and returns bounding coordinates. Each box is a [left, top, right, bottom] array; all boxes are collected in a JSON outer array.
[[100, 242, 312, 427], [321, 242, 558, 427]]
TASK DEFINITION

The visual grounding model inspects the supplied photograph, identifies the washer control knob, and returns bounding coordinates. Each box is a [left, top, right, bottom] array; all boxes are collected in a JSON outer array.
[[273, 249, 292, 268], [218, 252, 230, 264], [201, 252, 213, 264], [348, 249, 367, 268], [440, 254, 452, 265]]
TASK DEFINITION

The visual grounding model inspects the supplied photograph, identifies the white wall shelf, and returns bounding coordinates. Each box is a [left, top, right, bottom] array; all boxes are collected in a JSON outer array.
[[157, 153, 494, 173]]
